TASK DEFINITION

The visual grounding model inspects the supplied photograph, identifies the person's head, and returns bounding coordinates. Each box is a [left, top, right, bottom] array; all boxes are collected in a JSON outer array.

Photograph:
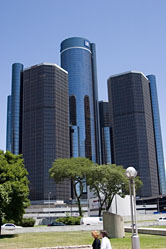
[[100, 230, 108, 238], [91, 231, 99, 239]]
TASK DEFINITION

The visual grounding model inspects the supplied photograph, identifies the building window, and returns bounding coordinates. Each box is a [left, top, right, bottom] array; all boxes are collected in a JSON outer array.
[[69, 95, 76, 125], [84, 95, 92, 160]]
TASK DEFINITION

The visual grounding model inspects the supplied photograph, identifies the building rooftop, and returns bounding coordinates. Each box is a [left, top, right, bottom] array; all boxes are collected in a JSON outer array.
[[108, 71, 149, 81], [24, 62, 68, 74]]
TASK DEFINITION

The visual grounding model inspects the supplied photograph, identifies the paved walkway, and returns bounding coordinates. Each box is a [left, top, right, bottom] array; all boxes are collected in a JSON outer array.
[[2, 225, 103, 235], [26, 246, 91, 249], [125, 226, 166, 236]]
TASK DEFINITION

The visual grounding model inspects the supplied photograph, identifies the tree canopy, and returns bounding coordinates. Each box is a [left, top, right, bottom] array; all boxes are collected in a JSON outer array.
[[0, 151, 30, 234], [50, 157, 143, 217], [87, 164, 142, 216], [50, 157, 94, 216]]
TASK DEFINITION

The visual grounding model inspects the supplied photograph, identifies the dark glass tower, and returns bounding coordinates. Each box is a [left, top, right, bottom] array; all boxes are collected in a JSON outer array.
[[22, 63, 71, 201], [147, 75, 166, 194], [6, 95, 12, 152], [60, 37, 101, 163], [99, 101, 113, 164], [108, 71, 160, 197], [6, 63, 24, 154]]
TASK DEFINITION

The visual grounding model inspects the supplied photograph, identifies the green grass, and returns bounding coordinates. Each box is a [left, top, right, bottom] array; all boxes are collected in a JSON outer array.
[[145, 225, 166, 229], [34, 225, 47, 227], [0, 232, 166, 249], [113, 233, 166, 249], [137, 219, 156, 223], [125, 219, 156, 223]]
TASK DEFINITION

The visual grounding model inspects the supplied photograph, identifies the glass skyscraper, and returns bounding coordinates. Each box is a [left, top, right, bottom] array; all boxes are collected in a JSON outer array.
[[6, 63, 24, 154], [61, 37, 101, 163], [147, 75, 166, 195], [99, 101, 113, 164], [6, 95, 12, 152]]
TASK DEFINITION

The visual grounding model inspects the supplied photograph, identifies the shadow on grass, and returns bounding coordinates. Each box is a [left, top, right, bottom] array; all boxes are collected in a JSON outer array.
[[0, 234, 18, 239]]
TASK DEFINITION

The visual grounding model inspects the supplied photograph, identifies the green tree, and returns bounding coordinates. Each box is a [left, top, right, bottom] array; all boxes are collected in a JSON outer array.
[[0, 183, 11, 235], [87, 164, 142, 216], [50, 157, 94, 216], [0, 151, 30, 234]]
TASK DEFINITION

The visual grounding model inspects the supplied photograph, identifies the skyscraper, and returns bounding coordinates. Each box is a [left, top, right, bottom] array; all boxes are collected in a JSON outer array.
[[60, 37, 101, 164], [147, 75, 166, 195], [99, 101, 113, 164], [6, 63, 24, 154], [6, 95, 12, 152], [108, 71, 160, 197], [22, 63, 71, 201]]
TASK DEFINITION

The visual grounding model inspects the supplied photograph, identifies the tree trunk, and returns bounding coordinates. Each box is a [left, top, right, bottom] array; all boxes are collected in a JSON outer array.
[[106, 197, 114, 211], [73, 184, 83, 217], [98, 206, 102, 217], [77, 196, 83, 217]]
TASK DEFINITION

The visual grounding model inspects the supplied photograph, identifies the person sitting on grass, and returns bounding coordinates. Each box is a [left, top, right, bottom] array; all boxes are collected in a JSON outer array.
[[91, 230, 101, 249], [100, 230, 112, 249]]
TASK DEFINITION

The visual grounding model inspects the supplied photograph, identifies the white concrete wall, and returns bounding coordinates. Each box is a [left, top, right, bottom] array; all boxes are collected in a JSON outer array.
[[109, 195, 131, 216]]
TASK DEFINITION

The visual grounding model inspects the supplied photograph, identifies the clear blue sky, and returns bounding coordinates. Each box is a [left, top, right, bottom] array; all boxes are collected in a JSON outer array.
[[1, 0, 166, 162]]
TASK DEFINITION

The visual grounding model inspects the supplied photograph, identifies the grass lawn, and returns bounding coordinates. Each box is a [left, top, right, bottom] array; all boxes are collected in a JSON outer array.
[[34, 225, 47, 227], [125, 219, 156, 223], [146, 226, 166, 229], [0, 231, 166, 249]]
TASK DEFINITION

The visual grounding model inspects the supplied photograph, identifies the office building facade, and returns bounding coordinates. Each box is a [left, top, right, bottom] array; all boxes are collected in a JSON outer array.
[[6, 63, 24, 154], [60, 37, 101, 164], [147, 75, 166, 194], [99, 101, 113, 164], [108, 71, 160, 197], [22, 63, 71, 201]]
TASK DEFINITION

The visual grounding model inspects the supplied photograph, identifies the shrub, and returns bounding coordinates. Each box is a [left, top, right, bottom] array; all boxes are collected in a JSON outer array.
[[56, 216, 81, 225], [2, 219, 15, 225], [19, 218, 35, 227], [2, 217, 35, 227]]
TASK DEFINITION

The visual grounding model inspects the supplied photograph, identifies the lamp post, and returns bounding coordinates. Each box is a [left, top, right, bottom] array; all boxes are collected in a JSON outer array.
[[48, 192, 51, 223], [143, 204, 146, 215], [126, 167, 140, 249], [69, 198, 72, 217]]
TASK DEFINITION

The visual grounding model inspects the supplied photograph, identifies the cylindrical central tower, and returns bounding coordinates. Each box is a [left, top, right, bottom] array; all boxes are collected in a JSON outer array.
[[61, 37, 101, 163]]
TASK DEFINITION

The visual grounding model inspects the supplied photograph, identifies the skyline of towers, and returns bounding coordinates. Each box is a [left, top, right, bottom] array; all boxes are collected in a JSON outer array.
[[5, 37, 166, 200]]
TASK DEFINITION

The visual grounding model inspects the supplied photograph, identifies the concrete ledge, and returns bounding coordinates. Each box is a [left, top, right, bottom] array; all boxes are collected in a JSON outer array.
[[125, 227, 166, 236], [26, 246, 91, 249]]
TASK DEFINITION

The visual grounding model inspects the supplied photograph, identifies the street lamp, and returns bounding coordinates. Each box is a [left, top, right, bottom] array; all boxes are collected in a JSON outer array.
[[69, 198, 72, 217], [48, 192, 51, 223], [126, 167, 140, 249]]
